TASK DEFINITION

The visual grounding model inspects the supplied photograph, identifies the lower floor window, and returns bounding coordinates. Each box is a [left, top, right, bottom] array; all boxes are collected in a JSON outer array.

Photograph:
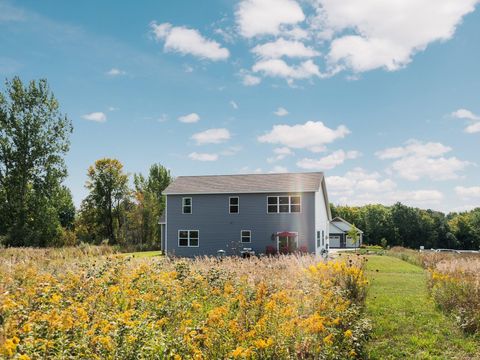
[[241, 230, 251, 243], [178, 230, 199, 247]]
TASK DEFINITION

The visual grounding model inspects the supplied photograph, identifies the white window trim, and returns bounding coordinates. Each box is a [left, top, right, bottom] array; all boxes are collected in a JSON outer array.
[[182, 197, 192, 214], [240, 230, 251, 243], [178, 230, 199, 247], [266, 195, 302, 214], [229, 196, 239, 214], [276, 231, 298, 252]]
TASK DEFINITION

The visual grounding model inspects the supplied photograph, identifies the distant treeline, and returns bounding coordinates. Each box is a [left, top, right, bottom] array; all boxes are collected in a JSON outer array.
[[331, 203, 480, 250]]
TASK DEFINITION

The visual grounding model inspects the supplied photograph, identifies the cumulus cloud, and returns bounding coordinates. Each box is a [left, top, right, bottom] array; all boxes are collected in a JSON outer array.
[[251, 38, 319, 59], [297, 150, 360, 170], [258, 121, 350, 152], [252, 59, 321, 80], [451, 108, 480, 121], [375, 139, 451, 159], [313, 0, 479, 73], [241, 73, 262, 86], [178, 113, 200, 123], [455, 186, 480, 198], [81, 112, 106, 123], [191, 128, 231, 145], [326, 168, 442, 207], [230, 101, 239, 109], [151, 22, 229, 61], [465, 122, 480, 133], [376, 139, 471, 181], [267, 147, 294, 163], [188, 152, 219, 161], [236, 0, 305, 38], [274, 107, 289, 116]]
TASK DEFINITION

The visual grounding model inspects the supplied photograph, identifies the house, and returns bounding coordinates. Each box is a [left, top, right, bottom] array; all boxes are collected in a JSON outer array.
[[160, 172, 331, 257], [329, 217, 363, 248]]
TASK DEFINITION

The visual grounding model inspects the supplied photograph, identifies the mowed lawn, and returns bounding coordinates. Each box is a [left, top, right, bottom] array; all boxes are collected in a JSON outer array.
[[365, 255, 480, 359]]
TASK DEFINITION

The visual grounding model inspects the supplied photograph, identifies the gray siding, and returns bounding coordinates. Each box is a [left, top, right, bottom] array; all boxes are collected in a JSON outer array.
[[166, 192, 315, 257]]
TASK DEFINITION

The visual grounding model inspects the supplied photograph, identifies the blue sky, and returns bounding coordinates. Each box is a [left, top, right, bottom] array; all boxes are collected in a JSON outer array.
[[1, 0, 479, 212]]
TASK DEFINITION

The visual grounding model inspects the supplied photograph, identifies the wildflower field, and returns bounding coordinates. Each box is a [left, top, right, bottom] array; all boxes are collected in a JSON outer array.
[[0, 247, 370, 359], [389, 247, 480, 335]]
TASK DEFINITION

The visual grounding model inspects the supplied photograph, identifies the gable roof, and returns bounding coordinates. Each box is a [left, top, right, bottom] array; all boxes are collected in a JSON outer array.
[[330, 217, 364, 233], [164, 172, 325, 195]]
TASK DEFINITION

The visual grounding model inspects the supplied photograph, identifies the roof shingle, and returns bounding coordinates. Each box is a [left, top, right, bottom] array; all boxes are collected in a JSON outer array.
[[164, 172, 324, 195]]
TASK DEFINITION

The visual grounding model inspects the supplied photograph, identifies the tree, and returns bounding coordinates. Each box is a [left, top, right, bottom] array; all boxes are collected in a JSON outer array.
[[84, 158, 130, 244], [347, 224, 360, 251], [0, 77, 73, 246], [131, 163, 172, 249]]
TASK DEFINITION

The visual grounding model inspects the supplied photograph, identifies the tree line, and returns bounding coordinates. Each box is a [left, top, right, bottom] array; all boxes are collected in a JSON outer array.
[[0, 77, 172, 249], [331, 203, 480, 250], [1, 77, 479, 250]]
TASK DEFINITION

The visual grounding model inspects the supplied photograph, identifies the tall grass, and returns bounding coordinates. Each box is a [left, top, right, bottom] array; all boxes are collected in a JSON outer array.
[[388, 247, 480, 334], [0, 248, 370, 359]]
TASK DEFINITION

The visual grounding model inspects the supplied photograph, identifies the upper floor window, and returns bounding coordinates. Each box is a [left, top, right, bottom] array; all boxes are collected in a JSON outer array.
[[241, 230, 251, 243], [267, 195, 301, 213], [182, 197, 192, 214], [229, 197, 239, 213], [178, 230, 199, 247]]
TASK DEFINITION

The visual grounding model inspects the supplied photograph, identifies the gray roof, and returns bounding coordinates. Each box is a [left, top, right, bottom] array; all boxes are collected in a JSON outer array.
[[330, 217, 364, 233], [164, 172, 324, 195]]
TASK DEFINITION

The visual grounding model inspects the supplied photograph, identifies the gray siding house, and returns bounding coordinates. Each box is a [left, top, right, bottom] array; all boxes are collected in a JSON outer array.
[[329, 217, 363, 248], [162, 172, 331, 257]]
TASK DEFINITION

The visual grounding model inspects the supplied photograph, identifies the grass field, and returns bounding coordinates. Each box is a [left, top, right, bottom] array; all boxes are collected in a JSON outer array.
[[365, 255, 480, 359]]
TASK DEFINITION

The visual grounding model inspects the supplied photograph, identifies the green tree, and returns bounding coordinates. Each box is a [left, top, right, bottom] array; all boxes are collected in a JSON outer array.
[[347, 224, 360, 250], [132, 163, 172, 249], [84, 158, 130, 244], [0, 77, 73, 246]]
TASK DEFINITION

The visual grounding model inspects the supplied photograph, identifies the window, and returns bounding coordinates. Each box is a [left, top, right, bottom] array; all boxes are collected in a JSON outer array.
[[316, 231, 321, 247], [229, 197, 239, 213], [241, 230, 251, 243], [267, 195, 301, 213], [182, 197, 192, 214], [178, 230, 199, 247], [321, 230, 325, 246]]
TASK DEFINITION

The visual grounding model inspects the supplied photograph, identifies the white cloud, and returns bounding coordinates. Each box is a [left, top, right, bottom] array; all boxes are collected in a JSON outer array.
[[191, 128, 231, 145], [252, 59, 321, 80], [188, 152, 219, 161], [376, 139, 471, 181], [251, 38, 319, 59], [258, 120, 350, 151], [375, 139, 451, 159], [242, 73, 262, 86], [451, 108, 480, 121], [81, 112, 106, 123], [267, 147, 294, 163], [230, 100, 239, 109], [151, 22, 229, 61], [178, 113, 200, 123], [270, 165, 288, 173], [455, 186, 480, 198], [106, 68, 126, 76], [236, 0, 305, 38], [297, 150, 360, 170], [311, 0, 478, 73], [465, 122, 480, 134], [274, 107, 289, 117], [327, 168, 445, 208]]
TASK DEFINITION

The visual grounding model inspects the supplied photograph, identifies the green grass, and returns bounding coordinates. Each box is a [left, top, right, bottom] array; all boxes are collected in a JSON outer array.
[[365, 255, 480, 359], [120, 250, 163, 258]]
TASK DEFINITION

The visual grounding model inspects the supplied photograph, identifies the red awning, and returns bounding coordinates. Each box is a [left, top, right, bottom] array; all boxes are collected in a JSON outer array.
[[276, 231, 297, 237]]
